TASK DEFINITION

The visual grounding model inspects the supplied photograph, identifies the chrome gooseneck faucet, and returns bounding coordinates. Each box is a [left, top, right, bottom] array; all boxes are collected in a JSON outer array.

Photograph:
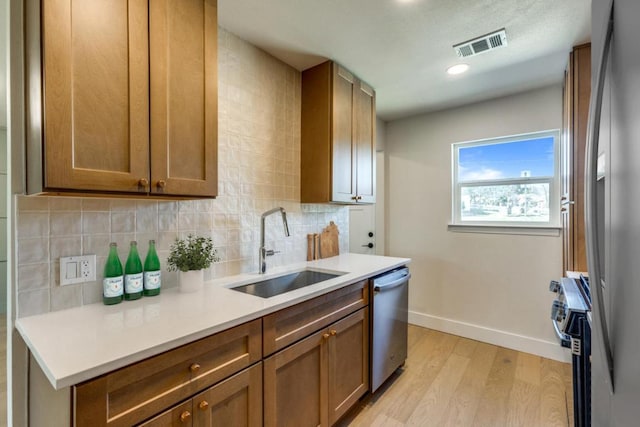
[[259, 207, 290, 274]]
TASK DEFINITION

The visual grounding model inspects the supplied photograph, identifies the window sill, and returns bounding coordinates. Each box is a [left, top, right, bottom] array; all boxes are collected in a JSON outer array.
[[447, 224, 561, 236]]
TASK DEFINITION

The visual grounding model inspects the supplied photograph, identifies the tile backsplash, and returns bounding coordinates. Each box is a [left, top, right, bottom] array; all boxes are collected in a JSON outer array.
[[15, 28, 349, 317]]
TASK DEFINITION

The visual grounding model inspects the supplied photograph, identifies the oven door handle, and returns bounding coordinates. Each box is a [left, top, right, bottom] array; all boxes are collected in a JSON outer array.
[[373, 273, 411, 293], [551, 318, 571, 348]]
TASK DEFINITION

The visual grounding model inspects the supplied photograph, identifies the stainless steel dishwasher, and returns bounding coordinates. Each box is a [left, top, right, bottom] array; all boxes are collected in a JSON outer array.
[[371, 267, 410, 392]]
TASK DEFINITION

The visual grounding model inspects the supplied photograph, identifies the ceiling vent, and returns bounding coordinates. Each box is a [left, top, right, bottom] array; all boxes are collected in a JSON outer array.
[[453, 29, 508, 58]]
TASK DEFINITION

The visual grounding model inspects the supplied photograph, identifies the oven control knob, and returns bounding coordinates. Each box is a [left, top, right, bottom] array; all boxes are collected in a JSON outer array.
[[549, 280, 561, 293]]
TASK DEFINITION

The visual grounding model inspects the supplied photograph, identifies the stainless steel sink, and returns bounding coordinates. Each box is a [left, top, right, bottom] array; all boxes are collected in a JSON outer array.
[[230, 270, 344, 298]]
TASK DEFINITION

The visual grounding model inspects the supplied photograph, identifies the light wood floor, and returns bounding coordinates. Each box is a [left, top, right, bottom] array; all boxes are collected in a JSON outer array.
[[339, 325, 573, 427]]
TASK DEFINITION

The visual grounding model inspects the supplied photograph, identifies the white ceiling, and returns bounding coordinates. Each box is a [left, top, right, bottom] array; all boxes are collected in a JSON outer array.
[[219, 0, 591, 121]]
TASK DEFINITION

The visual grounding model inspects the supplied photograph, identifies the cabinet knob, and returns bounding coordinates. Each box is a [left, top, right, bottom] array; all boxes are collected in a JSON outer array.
[[189, 363, 201, 373], [138, 178, 149, 188], [330, 329, 337, 336], [323, 333, 330, 339], [357, 196, 362, 200], [351, 196, 358, 201], [180, 411, 191, 423], [198, 400, 209, 411], [157, 180, 166, 189]]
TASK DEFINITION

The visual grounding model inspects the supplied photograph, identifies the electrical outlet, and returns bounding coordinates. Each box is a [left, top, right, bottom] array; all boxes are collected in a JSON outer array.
[[60, 255, 97, 286]]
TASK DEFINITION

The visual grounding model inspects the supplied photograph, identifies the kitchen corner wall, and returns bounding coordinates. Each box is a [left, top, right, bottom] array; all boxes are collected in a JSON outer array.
[[385, 84, 565, 361], [0, 129, 6, 314], [15, 28, 349, 318]]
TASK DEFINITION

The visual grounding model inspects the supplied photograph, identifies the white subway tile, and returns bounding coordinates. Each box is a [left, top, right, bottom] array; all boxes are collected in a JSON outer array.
[[18, 289, 50, 318], [17, 212, 49, 239], [18, 237, 49, 264], [82, 212, 110, 235], [51, 212, 82, 236]]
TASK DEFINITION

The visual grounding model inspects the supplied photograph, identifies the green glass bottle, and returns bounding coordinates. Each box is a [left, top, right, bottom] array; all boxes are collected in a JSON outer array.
[[143, 240, 161, 296], [103, 243, 124, 305], [124, 241, 143, 300]]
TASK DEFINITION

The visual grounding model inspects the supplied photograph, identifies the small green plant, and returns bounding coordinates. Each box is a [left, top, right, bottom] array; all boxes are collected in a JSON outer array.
[[167, 234, 219, 272]]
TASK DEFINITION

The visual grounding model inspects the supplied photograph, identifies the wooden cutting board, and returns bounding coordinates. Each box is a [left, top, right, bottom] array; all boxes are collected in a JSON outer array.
[[320, 221, 340, 259]]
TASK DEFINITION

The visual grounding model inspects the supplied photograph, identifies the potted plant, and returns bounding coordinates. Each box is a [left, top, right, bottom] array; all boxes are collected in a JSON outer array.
[[167, 234, 219, 292]]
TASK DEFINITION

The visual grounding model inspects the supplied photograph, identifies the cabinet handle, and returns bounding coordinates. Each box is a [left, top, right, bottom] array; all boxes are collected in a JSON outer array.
[[189, 363, 201, 373], [179, 411, 191, 423], [351, 196, 358, 201], [157, 180, 166, 189], [323, 333, 330, 339], [198, 400, 209, 411], [357, 196, 362, 200], [330, 329, 337, 336], [138, 178, 149, 188]]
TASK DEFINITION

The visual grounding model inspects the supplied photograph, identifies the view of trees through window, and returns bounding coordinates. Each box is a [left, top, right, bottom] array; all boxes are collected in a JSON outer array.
[[461, 183, 551, 222], [454, 134, 556, 224]]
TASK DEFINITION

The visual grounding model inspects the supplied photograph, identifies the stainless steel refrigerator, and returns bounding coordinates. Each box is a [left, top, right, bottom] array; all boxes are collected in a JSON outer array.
[[588, 0, 640, 425]]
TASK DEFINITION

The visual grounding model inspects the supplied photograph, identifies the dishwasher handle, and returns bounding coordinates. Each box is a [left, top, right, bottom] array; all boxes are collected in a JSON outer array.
[[373, 273, 411, 293]]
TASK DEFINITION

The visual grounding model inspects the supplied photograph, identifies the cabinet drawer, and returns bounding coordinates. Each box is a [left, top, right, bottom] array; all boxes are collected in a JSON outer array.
[[263, 280, 368, 356], [74, 319, 261, 427]]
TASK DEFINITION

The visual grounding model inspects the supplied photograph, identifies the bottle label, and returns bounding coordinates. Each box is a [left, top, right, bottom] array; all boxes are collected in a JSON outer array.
[[103, 276, 124, 298], [125, 273, 143, 294], [144, 271, 162, 290]]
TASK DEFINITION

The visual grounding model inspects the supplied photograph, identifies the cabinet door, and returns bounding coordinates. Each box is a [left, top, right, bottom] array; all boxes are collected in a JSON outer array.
[[331, 64, 356, 203], [571, 45, 591, 272], [264, 329, 328, 427], [192, 363, 262, 427], [150, 0, 218, 197], [42, 0, 150, 193], [327, 308, 369, 425], [354, 81, 376, 203], [138, 400, 193, 427]]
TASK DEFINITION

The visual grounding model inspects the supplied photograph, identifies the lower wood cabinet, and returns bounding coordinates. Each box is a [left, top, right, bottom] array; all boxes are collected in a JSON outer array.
[[263, 307, 369, 427], [74, 319, 261, 426], [139, 363, 262, 427], [67, 277, 381, 427]]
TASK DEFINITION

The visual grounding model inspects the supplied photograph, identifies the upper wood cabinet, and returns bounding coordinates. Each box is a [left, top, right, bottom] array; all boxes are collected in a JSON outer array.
[[301, 61, 376, 204], [149, 0, 217, 197], [562, 44, 591, 273], [26, 0, 218, 198]]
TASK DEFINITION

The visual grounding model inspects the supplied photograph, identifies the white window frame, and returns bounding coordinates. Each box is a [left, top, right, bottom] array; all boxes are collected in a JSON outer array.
[[451, 130, 561, 229]]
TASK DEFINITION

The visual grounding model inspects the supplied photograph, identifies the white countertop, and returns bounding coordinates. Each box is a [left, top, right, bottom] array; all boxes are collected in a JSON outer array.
[[16, 253, 410, 390]]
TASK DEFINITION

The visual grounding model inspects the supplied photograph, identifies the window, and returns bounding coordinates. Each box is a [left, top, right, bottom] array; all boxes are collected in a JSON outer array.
[[451, 130, 560, 228]]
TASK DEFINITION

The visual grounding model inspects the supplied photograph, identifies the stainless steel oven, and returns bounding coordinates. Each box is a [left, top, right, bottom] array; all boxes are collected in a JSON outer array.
[[549, 275, 591, 427]]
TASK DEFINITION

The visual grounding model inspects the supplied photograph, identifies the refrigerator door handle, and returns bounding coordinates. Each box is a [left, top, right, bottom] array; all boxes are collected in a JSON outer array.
[[585, 3, 615, 393]]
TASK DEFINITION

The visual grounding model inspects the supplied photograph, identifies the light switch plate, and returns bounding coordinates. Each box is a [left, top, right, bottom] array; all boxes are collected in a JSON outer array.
[[60, 255, 96, 286]]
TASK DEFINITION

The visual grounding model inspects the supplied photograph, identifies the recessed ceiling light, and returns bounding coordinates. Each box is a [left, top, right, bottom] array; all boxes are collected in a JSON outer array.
[[446, 64, 469, 75]]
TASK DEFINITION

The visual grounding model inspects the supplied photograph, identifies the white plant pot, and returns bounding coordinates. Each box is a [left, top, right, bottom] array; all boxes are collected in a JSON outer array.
[[178, 269, 204, 293]]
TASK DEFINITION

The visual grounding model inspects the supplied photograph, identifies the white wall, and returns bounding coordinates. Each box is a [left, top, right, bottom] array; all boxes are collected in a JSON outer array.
[[375, 118, 385, 255], [386, 84, 568, 361], [0, 0, 8, 314]]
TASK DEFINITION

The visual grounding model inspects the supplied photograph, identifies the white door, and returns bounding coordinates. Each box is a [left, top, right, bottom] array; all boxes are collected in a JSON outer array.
[[349, 204, 376, 254]]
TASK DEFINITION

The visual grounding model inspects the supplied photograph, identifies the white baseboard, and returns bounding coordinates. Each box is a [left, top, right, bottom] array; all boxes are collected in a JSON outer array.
[[409, 310, 572, 363]]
